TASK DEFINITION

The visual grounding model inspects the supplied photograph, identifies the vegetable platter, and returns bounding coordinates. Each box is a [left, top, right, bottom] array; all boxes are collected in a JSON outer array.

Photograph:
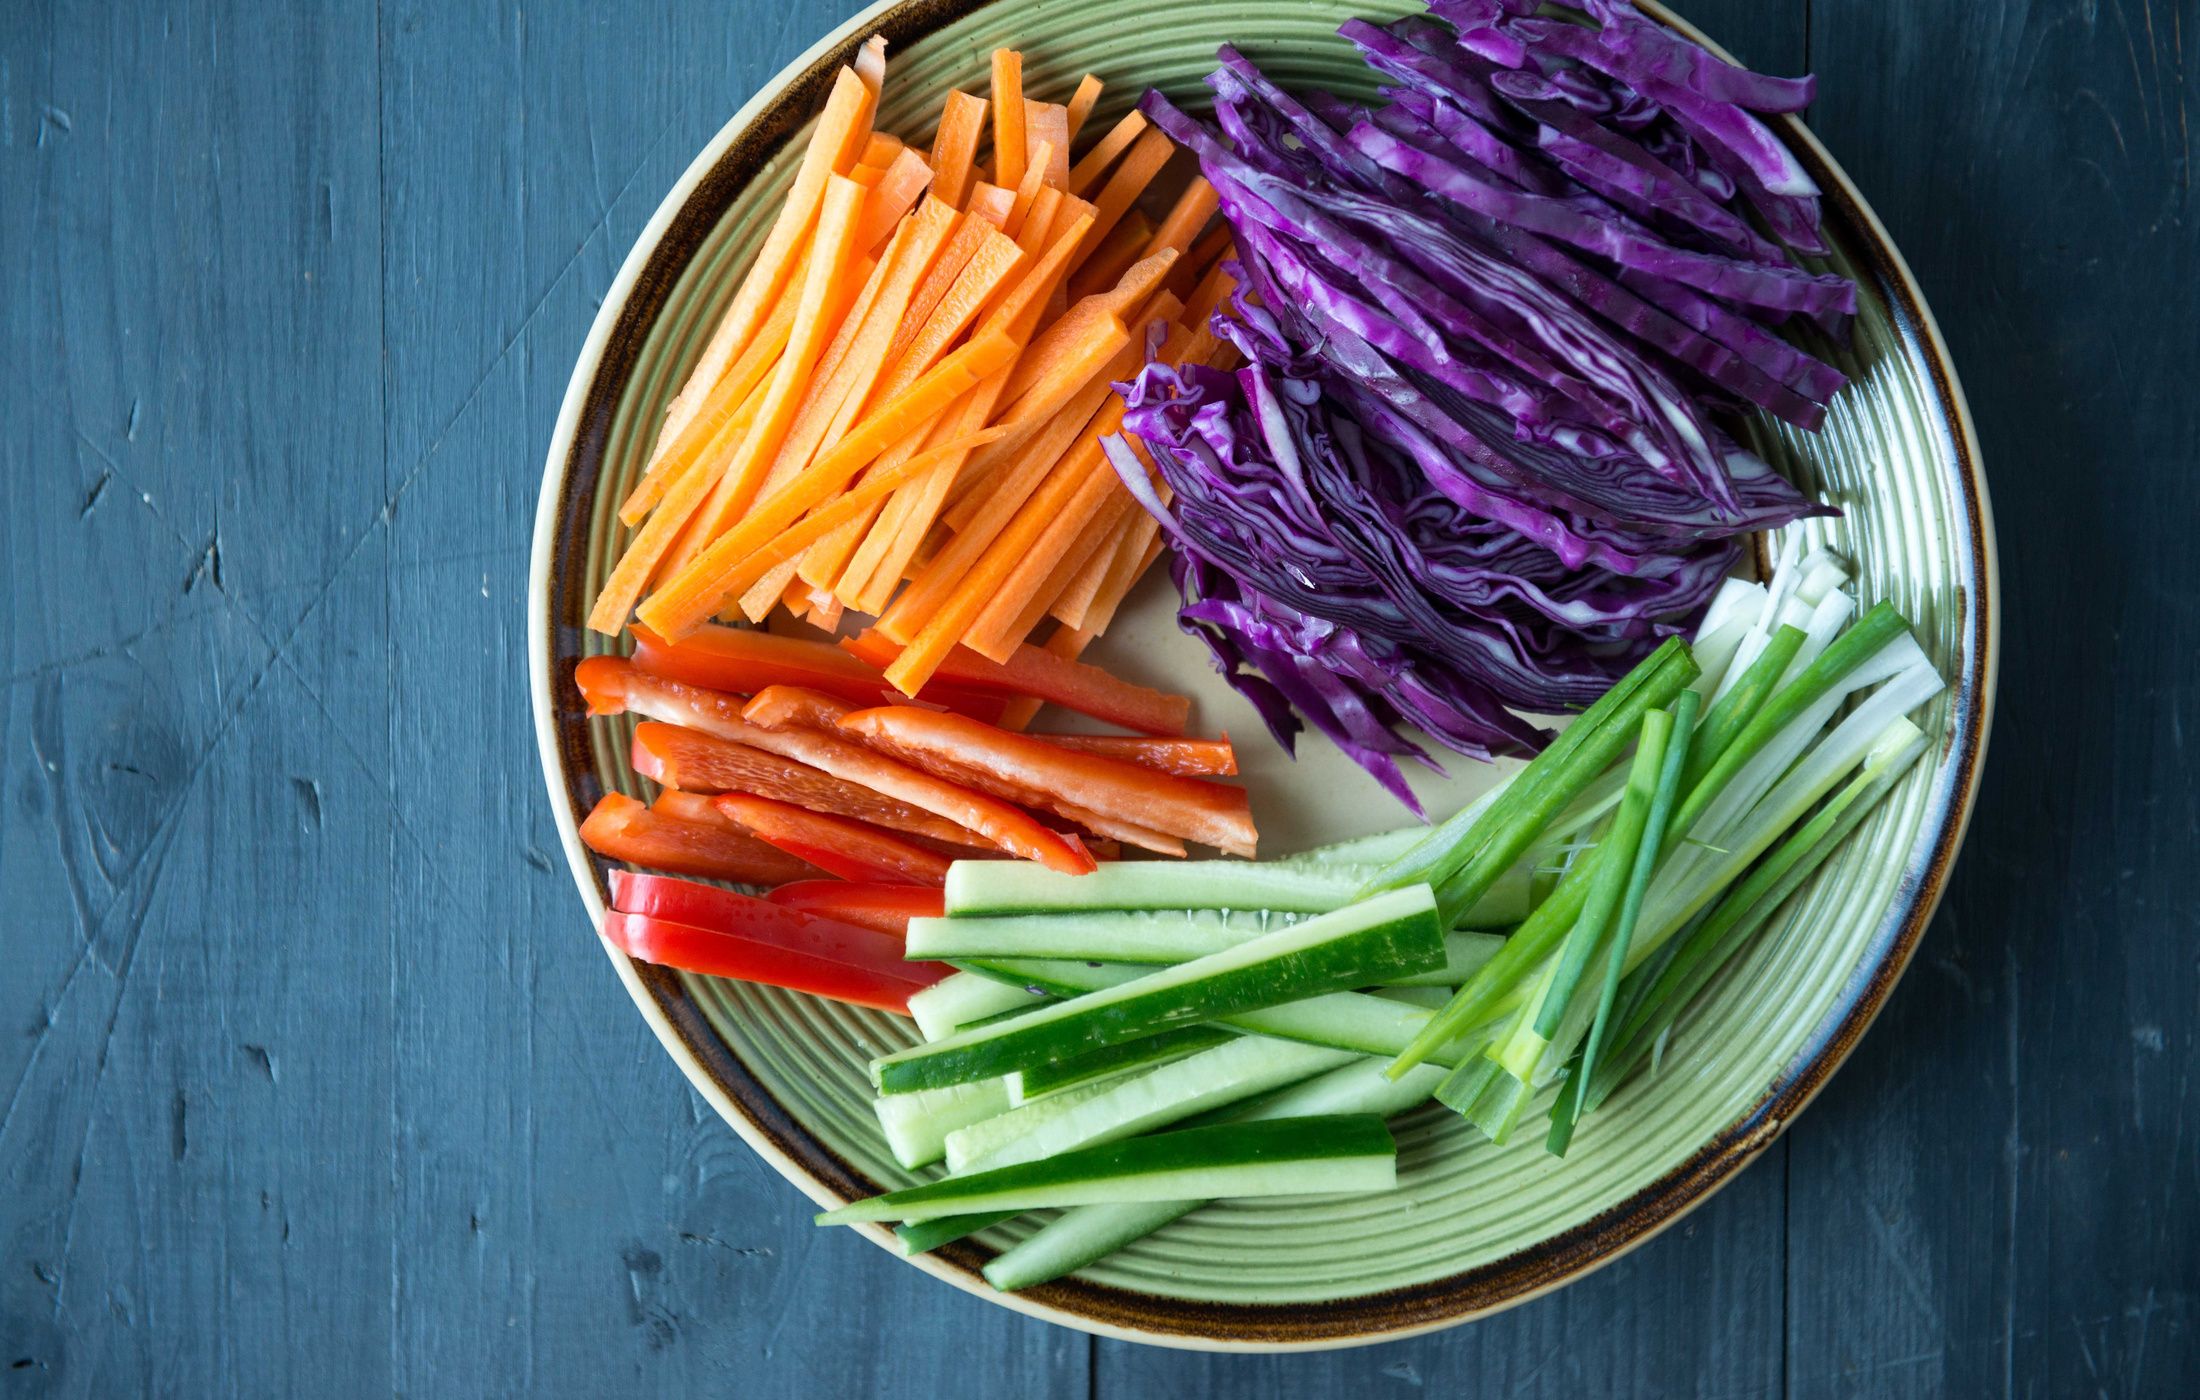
[[530, 0, 1996, 1350]]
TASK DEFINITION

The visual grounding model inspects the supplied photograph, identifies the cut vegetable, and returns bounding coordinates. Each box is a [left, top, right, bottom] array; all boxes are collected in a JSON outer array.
[[605, 910, 942, 1013], [943, 859, 1364, 916], [763, 880, 944, 937], [711, 792, 952, 886], [577, 792, 823, 885]]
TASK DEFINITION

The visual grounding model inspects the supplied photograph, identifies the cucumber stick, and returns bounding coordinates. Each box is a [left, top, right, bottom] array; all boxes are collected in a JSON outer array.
[[943, 861, 1375, 916], [816, 1115, 1396, 1225], [980, 1060, 1447, 1291], [872, 887, 1445, 1093], [946, 1036, 1358, 1175], [907, 973, 1051, 1042], [1009, 1026, 1235, 1103], [872, 1079, 1013, 1171], [915, 912, 1501, 986]]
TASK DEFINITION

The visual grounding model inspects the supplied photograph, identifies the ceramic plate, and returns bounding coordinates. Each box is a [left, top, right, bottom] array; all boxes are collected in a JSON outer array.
[[529, 0, 1997, 1350]]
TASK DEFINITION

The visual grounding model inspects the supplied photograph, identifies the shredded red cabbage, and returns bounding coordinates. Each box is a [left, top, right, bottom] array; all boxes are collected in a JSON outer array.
[[1109, 0, 1851, 809]]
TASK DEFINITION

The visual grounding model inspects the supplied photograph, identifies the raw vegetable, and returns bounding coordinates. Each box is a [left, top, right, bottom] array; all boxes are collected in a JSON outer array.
[[603, 910, 946, 1013], [577, 792, 823, 885], [711, 792, 953, 886], [815, 1115, 1396, 1224], [764, 880, 944, 936]]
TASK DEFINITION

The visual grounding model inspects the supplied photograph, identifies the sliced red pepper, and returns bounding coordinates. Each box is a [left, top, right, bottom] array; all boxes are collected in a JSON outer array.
[[836, 706, 1260, 857], [741, 684, 855, 730], [612, 871, 933, 966], [712, 793, 953, 886], [1051, 802, 1188, 858], [1028, 733, 1238, 777], [577, 792, 824, 885], [625, 624, 1008, 722], [841, 629, 1192, 736], [577, 659, 1090, 874], [603, 909, 944, 1014], [763, 880, 945, 936], [627, 720, 984, 848]]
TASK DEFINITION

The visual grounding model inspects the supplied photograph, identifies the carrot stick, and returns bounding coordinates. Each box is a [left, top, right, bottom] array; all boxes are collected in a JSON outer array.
[[991, 623, 1088, 730], [1003, 141, 1052, 236], [888, 214, 989, 364], [881, 394, 1128, 694], [1050, 506, 1136, 629], [848, 162, 887, 189], [652, 69, 873, 459], [965, 182, 1014, 228], [1064, 75, 1104, 141], [989, 49, 1027, 192], [841, 629, 1189, 734], [1072, 126, 1177, 268], [1183, 253, 1240, 330], [640, 175, 870, 592], [852, 34, 889, 98], [1002, 250, 1174, 404], [636, 332, 1020, 636], [1067, 110, 1147, 197], [619, 358, 771, 527], [1082, 535, 1164, 636], [853, 147, 934, 253], [1024, 102, 1070, 189], [859, 131, 901, 167], [1140, 176, 1218, 261], [929, 89, 988, 209], [967, 487, 1134, 661], [938, 333, 1137, 543], [1064, 210, 1155, 301]]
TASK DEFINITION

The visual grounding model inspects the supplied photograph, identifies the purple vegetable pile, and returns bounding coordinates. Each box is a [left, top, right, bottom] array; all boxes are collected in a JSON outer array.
[[1103, 0, 1854, 812]]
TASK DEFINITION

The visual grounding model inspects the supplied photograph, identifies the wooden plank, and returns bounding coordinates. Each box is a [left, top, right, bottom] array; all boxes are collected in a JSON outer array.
[[0, 1, 395, 1395], [1784, 2, 2200, 1396]]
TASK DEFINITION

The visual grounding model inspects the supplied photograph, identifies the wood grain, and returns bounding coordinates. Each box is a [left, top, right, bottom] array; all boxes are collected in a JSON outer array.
[[0, 0, 2192, 1394]]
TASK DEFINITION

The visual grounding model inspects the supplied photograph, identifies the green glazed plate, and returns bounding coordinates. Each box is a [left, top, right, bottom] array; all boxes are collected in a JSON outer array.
[[529, 0, 1998, 1350]]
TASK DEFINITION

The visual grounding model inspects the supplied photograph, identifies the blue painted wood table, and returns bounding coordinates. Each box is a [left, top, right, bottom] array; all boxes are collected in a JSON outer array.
[[2, 0, 2193, 1393]]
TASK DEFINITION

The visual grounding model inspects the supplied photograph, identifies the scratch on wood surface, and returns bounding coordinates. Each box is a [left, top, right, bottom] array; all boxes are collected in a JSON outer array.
[[79, 470, 112, 519]]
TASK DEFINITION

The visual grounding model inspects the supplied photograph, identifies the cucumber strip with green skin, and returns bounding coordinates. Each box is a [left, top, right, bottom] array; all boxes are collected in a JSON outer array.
[[896, 1210, 1019, 1256], [815, 1115, 1397, 1225], [909, 909, 1294, 964], [943, 861, 1375, 917], [872, 1079, 1013, 1171], [872, 888, 1446, 1093], [965, 955, 1457, 1063], [908, 973, 1051, 1042], [1374, 984, 1456, 1010], [949, 958, 1143, 999], [980, 1061, 1447, 1290], [946, 1036, 1358, 1175], [1009, 1026, 1235, 1103], [915, 910, 1500, 988]]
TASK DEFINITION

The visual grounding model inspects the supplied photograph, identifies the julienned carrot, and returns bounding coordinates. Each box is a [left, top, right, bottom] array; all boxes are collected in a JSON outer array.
[[619, 270, 801, 524], [991, 623, 1088, 730], [626, 721, 985, 846], [836, 387, 999, 613], [852, 34, 889, 99], [990, 49, 1027, 192], [579, 792, 825, 886], [619, 366, 770, 527], [1025, 102, 1070, 189], [966, 182, 1014, 228], [820, 403, 976, 608], [880, 393, 1129, 695], [1067, 110, 1147, 197], [1051, 506, 1135, 628], [1140, 176, 1218, 261], [940, 327, 1131, 534], [1033, 734, 1238, 777], [1063, 75, 1104, 141], [1065, 210, 1157, 301], [1004, 141, 1052, 236], [1082, 535, 1165, 636], [1183, 254, 1240, 332], [836, 706, 1256, 855], [888, 215, 987, 364], [713, 793, 952, 886], [853, 146, 934, 252], [654, 68, 874, 459], [859, 130, 901, 167], [1073, 125, 1178, 267], [1002, 250, 1175, 403], [705, 423, 1006, 607], [636, 330, 1019, 638], [930, 89, 988, 209], [849, 161, 887, 189], [606, 174, 867, 625], [841, 629, 1192, 735], [579, 662, 1085, 869]]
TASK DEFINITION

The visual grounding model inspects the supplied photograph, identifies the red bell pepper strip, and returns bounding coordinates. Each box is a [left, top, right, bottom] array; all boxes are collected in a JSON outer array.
[[712, 793, 953, 886], [840, 629, 1192, 736], [1052, 802, 1188, 858], [578, 659, 1091, 874], [763, 880, 944, 936], [626, 719, 983, 848], [577, 792, 824, 885], [611, 871, 935, 968], [603, 910, 945, 1014], [740, 684, 855, 730], [835, 707, 1260, 857], [626, 624, 1007, 722], [1028, 733, 1238, 777]]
